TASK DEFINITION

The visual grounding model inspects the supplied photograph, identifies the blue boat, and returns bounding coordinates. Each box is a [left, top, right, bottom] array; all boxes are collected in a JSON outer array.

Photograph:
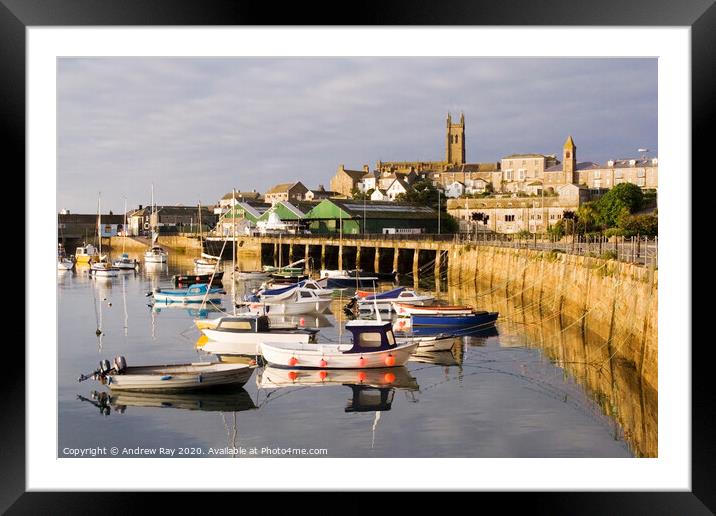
[[361, 286, 405, 300], [324, 276, 379, 289], [152, 283, 225, 304], [409, 311, 499, 336]]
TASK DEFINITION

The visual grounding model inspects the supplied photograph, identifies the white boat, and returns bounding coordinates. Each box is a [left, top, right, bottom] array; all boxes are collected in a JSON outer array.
[[260, 320, 418, 369], [200, 315, 318, 357], [144, 184, 168, 263], [194, 255, 221, 270], [144, 245, 168, 263], [79, 356, 255, 392], [395, 333, 459, 352], [357, 288, 434, 314], [257, 365, 419, 390], [113, 200, 139, 270], [113, 252, 139, 270], [89, 193, 120, 277], [153, 283, 225, 304], [235, 270, 270, 280], [257, 279, 333, 302], [57, 244, 74, 270], [91, 260, 120, 277], [247, 288, 331, 316], [392, 302, 473, 317]]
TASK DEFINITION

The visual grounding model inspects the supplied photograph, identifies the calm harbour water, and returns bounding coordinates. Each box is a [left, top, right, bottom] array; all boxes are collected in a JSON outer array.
[[58, 252, 649, 458]]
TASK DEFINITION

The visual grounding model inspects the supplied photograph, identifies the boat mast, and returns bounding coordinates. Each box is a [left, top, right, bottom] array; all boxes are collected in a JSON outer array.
[[232, 188, 236, 316], [198, 200, 203, 259], [122, 197, 127, 254], [97, 192, 102, 257]]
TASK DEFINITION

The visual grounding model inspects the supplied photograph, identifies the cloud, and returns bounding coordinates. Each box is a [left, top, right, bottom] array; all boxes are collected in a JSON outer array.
[[57, 57, 657, 213]]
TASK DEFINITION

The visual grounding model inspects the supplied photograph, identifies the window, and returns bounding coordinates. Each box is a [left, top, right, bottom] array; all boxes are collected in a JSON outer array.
[[518, 169, 526, 180], [637, 178, 645, 187], [299, 291, 313, 298], [505, 214, 515, 222], [594, 179, 601, 188], [566, 151, 571, 158], [358, 332, 383, 348], [615, 170, 623, 179], [594, 170, 601, 179]]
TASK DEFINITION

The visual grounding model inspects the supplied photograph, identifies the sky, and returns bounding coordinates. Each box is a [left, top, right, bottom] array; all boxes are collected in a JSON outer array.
[[57, 57, 657, 214]]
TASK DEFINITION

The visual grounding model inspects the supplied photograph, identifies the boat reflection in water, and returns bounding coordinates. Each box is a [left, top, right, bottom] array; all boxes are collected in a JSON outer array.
[[258, 365, 418, 413], [77, 386, 256, 415], [409, 344, 464, 367], [152, 302, 224, 318]]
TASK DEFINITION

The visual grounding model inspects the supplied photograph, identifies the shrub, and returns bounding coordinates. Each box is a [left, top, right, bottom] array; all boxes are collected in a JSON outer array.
[[600, 250, 618, 260]]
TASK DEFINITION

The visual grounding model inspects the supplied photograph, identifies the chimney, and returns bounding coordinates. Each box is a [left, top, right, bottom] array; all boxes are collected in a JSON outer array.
[[138, 204, 143, 210], [363, 164, 369, 173]]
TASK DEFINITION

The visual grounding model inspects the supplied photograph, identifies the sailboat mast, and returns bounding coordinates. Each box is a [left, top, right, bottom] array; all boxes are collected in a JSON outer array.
[[97, 192, 102, 256], [122, 197, 127, 254], [232, 188, 236, 315]]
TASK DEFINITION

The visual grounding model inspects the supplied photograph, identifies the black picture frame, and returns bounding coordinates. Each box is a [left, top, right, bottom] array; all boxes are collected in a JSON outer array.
[[5, 0, 707, 512]]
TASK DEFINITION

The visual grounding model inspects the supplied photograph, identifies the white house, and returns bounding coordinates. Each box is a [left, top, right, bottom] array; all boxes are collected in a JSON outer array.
[[445, 181, 465, 198], [386, 177, 411, 200], [370, 189, 389, 201], [465, 178, 488, 195]]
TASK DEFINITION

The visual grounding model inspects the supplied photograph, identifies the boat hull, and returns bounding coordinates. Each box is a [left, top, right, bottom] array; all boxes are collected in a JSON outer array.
[[201, 331, 312, 357], [260, 341, 418, 369], [104, 363, 255, 392], [154, 293, 223, 304], [248, 299, 331, 315], [395, 334, 459, 352], [393, 303, 473, 316], [326, 277, 378, 289]]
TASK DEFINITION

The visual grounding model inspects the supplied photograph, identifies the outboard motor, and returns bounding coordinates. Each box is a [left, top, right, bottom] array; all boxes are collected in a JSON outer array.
[[113, 355, 127, 374], [99, 359, 112, 374]]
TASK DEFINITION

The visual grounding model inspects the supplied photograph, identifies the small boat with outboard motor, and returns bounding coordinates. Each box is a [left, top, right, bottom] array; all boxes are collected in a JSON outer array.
[[172, 271, 224, 286], [354, 287, 434, 314], [78, 356, 256, 392]]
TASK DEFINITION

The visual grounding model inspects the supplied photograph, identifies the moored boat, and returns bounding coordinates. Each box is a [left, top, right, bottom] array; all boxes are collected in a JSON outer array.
[[392, 302, 474, 317], [394, 333, 459, 352], [355, 287, 434, 313], [152, 283, 225, 304], [113, 252, 139, 270], [403, 311, 500, 335], [235, 269, 270, 280], [74, 243, 99, 264], [144, 245, 168, 263], [90, 260, 121, 277], [246, 288, 331, 315], [78, 356, 256, 392], [260, 320, 418, 369], [200, 314, 319, 358], [172, 271, 224, 286]]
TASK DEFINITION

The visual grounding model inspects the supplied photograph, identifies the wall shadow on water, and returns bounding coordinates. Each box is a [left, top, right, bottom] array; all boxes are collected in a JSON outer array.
[[448, 283, 657, 458]]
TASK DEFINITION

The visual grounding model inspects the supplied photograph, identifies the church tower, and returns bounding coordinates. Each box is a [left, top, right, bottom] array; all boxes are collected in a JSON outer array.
[[563, 135, 576, 184], [446, 113, 466, 166]]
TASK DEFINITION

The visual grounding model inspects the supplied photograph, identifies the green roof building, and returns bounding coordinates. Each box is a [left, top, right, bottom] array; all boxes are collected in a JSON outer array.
[[304, 199, 439, 234]]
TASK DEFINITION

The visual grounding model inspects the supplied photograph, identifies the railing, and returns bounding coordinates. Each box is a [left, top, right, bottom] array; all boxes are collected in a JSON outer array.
[[206, 231, 657, 267]]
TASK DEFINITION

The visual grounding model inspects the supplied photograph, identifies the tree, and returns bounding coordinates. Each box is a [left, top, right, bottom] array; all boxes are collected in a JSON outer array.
[[351, 187, 371, 200], [594, 183, 644, 227]]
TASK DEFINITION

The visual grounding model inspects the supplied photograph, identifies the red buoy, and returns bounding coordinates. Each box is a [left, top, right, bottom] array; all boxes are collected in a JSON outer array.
[[288, 357, 298, 366], [288, 371, 298, 381], [299, 317, 305, 326], [319, 358, 328, 368], [358, 357, 367, 367], [319, 370, 328, 380], [384, 372, 396, 384], [384, 354, 396, 367], [357, 371, 367, 382]]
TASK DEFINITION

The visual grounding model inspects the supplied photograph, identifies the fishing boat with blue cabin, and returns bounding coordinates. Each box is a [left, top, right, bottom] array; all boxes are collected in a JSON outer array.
[[152, 283, 225, 304]]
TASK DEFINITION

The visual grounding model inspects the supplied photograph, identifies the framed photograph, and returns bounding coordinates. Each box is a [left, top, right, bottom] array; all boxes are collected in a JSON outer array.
[[7, 0, 708, 511]]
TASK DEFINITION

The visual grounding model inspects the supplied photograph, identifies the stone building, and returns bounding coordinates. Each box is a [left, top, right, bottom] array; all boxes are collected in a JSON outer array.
[[329, 164, 371, 196], [447, 195, 586, 234], [264, 181, 309, 205]]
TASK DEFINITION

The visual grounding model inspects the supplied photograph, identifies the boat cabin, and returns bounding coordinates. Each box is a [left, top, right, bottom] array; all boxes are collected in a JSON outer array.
[[75, 244, 98, 257], [215, 315, 271, 333], [344, 386, 395, 412], [343, 320, 398, 354]]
